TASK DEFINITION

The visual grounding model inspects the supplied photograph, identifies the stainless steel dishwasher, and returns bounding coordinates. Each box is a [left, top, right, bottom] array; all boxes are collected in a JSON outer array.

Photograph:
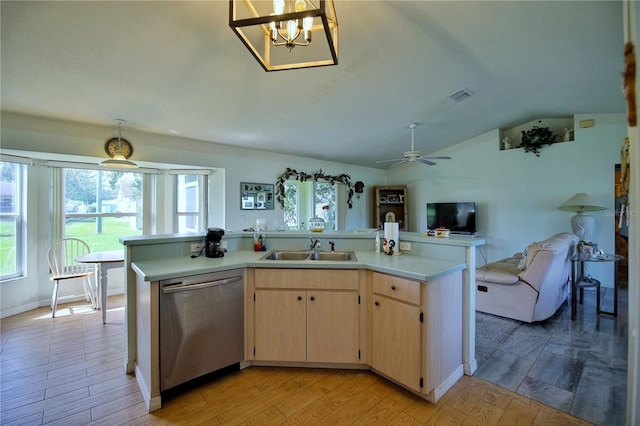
[[160, 269, 244, 392]]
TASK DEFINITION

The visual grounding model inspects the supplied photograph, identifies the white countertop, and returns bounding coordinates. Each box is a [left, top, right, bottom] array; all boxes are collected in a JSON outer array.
[[121, 230, 485, 247], [131, 250, 467, 282]]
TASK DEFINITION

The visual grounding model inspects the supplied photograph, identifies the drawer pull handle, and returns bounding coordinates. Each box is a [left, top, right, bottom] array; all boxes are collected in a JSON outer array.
[[297, 296, 302, 301], [391, 285, 397, 291], [374, 301, 380, 306], [310, 296, 315, 301]]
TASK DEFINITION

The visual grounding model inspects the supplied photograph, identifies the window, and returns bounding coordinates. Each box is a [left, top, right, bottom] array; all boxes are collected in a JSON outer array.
[[0, 162, 25, 279], [63, 168, 143, 251], [283, 181, 299, 228], [174, 174, 208, 233], [313, 182, 336, 230], [283, 180, 336, 230]]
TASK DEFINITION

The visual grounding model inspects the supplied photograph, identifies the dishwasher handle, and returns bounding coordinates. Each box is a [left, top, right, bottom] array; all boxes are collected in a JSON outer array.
[[162, 276, 242, 294]]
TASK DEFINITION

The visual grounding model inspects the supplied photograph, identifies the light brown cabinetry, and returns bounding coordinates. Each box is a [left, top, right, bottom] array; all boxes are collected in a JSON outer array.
[[255, 289, 306, 361], [375, 185, 408, 230], [254, 269, 360, 364], [369, 271, 464, 401], [371, 273, 423, 393], [307, 290, 359, 363], [248, 267, 463, 403]]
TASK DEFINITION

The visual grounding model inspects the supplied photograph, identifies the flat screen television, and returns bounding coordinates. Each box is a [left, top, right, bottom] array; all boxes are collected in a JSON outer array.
[[426, 202, 477, 235]]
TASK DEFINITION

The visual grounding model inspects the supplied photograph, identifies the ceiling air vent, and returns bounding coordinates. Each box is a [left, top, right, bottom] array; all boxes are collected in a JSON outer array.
[[449, 87, 473, 102]]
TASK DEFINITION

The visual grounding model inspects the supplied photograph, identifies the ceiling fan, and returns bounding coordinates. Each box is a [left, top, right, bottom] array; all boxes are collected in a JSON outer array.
[[376, 123, 451, 168]]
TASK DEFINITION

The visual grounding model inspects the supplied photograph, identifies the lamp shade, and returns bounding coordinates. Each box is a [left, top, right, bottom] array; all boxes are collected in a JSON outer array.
[[558, 193, 606, 242], [558, 193, 606, 212]]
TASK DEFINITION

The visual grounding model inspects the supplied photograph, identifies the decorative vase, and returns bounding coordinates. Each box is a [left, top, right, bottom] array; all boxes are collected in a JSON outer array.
[[502, 137, 512, 150]]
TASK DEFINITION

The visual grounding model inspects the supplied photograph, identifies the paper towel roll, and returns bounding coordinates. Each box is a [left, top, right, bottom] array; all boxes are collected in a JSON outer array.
[[384, 222, 401, 255]]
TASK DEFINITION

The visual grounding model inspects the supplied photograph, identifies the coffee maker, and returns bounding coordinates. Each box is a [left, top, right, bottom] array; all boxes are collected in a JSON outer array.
[[205, 227, 225, 258]]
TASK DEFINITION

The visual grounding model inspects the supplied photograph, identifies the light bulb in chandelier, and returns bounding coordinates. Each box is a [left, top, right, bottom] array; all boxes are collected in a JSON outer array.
[[273, 0, 285, 14], [270, 0, 312, 50]]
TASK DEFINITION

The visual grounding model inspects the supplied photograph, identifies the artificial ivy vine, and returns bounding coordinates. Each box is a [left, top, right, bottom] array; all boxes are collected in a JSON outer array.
[[275, 168, 355, 209]]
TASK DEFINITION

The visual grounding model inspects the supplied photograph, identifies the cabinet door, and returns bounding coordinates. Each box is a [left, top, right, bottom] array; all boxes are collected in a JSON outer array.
[[371, 296, 422, 393], [307, 290, 359, 363], [255, 290, 306, 362]]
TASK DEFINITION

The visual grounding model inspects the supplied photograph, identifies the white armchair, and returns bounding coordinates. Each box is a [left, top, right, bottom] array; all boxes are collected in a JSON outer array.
[[475, 232, 579, 323]]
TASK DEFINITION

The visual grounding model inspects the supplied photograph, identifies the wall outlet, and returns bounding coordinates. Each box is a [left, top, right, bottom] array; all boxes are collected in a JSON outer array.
[[220, 241, 227, 249], [400, 242, 411, 251], [191, 243, 203, 252]]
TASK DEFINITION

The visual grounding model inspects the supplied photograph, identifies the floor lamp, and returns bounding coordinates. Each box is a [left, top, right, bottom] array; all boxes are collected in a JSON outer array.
[[558, 192, 607, 243]]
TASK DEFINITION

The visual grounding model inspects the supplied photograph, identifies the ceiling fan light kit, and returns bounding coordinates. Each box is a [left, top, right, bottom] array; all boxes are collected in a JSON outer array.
[[101, 119, 138, 168], [376, 123, 451, 168], [229, 0, 338, 72]]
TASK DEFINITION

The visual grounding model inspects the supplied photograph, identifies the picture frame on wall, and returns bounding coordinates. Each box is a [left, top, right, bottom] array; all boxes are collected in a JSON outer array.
[[241, 182, 274, 210]]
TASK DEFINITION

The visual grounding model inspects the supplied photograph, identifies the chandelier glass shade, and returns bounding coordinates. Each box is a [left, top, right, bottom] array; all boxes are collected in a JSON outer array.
[[101, 154, 137, 169], [229, 0, 338, 72]]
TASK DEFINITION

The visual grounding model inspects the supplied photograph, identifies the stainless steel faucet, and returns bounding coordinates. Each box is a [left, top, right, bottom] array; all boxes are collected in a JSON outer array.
[[309, 238, 321, 251]]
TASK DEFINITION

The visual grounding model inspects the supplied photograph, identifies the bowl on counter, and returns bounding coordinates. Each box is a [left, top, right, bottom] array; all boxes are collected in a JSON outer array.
[[435, 228, 451, 238]]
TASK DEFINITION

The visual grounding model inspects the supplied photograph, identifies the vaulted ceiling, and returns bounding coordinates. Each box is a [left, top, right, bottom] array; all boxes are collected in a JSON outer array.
[[0, 1, 626, 168]]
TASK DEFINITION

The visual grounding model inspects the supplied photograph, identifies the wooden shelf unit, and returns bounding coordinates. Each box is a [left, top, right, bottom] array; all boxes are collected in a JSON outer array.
[[375, 185, 408, 230]]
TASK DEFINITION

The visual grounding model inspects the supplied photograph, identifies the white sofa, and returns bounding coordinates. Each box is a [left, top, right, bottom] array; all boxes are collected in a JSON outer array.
[[475, 232, 579, 323]]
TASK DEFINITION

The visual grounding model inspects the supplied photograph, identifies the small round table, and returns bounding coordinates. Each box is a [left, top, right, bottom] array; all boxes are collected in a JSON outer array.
[[570, 253, 624, 321], [76, 250, 124, 324]]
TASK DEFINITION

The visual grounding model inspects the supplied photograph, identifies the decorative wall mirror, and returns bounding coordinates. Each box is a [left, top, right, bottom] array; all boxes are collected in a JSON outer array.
[[240, 182, 274, 210]]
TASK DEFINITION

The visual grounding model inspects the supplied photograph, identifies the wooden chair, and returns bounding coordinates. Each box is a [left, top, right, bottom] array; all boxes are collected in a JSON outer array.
[[47, 238, 96, 318]]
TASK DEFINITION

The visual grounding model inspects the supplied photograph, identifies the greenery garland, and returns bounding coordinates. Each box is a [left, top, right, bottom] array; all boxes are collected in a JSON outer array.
[[275, 168, 355, 209], [520, 122, 558, 157]]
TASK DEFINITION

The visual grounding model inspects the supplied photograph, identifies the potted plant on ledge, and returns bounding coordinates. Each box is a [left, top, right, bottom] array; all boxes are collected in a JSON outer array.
[[520, 121, 559, 157]]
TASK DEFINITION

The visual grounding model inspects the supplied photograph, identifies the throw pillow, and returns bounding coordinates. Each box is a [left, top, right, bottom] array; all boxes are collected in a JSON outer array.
[[517, 245, 530, 270]]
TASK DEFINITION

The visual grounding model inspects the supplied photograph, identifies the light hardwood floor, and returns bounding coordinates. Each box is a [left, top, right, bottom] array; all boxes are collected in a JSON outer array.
[[0, 296, 593, 425]]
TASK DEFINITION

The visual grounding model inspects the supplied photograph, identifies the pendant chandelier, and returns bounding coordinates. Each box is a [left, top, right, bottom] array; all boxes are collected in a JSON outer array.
[[101, 119, 138, 168], [229, 0, 338, 72]]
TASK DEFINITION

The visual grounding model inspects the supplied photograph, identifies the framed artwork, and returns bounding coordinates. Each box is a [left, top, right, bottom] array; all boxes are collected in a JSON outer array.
[[241, 182, 274, 210]]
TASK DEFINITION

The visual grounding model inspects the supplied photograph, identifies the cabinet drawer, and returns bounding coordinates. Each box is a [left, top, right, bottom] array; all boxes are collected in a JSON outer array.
[[256, 269, 358, 290], [372, 273, 421, 305]]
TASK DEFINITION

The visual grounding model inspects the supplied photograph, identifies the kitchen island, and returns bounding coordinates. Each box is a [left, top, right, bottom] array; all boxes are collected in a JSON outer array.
[[121, 232, 482, 412]]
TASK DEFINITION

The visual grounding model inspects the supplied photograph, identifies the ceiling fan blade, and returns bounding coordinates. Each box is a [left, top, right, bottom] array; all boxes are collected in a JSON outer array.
[[376, 158, 405, 163], [417, 158, 437, 166], [388, 159, 408, 168], [377, 124, 449, 168]]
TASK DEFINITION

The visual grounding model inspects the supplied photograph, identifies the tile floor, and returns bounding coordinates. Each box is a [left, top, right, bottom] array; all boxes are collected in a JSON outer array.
[[474, 286, 628, 425]]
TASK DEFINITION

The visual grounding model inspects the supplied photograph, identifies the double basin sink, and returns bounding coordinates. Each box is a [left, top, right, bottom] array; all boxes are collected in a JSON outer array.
[[261, 250, 357, 262]]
